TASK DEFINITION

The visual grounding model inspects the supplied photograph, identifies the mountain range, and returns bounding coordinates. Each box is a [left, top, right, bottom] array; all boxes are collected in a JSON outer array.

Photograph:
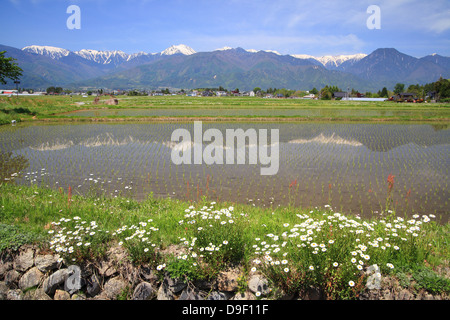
[[1, 43, 449, 92]]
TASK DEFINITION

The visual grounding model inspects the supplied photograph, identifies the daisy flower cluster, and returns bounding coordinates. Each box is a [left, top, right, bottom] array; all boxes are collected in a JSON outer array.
[[250, 206, 436, 294], [48, 216, 109, 261], [113, 219, 161, 263], [48, 216, 162, 264], [112, 219, 159, 245], [176, 203, 246, 267]]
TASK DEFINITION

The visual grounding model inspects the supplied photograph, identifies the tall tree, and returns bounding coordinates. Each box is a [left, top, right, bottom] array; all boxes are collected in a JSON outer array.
[[434, 77, 450, 100], [393, 83, 405, 95], [46, 86, 56, 94], [0, 51, 23, 85]]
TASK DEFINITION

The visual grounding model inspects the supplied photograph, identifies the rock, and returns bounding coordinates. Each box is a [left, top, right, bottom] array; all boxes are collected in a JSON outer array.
[[132, 282, 156, 300], [140, 267, 159, 286], [304, 286, 323, 300], [0, 282, 8, 300], [103, 246, 128, 273], [178, 287, 206, 300], [102, 276, 127, 300], [0, 260, 13, 277], [18, 267, 43, 291], [23, 288, 52, 300], [71, 293, 86, 300], [156, 281, 175, 300], [7, 289, 23, 300], [206, 291, 232, 300], [232, 291, 256, 300], [13, 248, 34, 272], [381, 289, 393, 300], [64, 265, 84, 294], [424, 294, 435, 300], [248, 275, 271, 296], [165, 275, 187, 293], [217, 270, 240, 292], [396, 289, 414, 300], [193, 279, 215, 291], [4, 270, 20, 287], [34, 254, 60, 272], [54, 289, 70, 300], [358, 289, 382, 300], [86, 274, 102, 297], [99, 260, 117, 277], [43, 268, 70, 295]]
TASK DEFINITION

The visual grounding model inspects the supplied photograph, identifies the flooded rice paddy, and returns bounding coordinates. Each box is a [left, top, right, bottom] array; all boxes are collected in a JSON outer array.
[[0, 121, 448, 222], [65, 107, 446, 119]]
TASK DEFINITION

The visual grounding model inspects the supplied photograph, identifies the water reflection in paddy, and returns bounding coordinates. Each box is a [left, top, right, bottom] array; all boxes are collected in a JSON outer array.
[[0, 122, 448, 222]]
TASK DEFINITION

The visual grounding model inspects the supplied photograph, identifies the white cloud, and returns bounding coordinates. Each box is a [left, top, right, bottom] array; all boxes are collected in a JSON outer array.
[[425, 10, 450, 33], [189, 33, 365, 56]]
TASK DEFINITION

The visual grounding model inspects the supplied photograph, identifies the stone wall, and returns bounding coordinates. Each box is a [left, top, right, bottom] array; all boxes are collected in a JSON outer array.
[[0, 244, 447, 301]]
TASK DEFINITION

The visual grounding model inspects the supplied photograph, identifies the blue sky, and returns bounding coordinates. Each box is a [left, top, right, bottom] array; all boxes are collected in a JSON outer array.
[[1, 0, 449, 57]]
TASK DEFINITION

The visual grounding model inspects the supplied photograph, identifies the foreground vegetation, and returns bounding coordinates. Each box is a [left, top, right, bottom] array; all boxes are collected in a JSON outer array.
[[1, 95, 449, 125], [1, 183, 448, 299]]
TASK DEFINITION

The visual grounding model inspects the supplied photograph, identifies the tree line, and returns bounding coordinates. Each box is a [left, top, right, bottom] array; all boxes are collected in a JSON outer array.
[[2, 50, 449, 101]]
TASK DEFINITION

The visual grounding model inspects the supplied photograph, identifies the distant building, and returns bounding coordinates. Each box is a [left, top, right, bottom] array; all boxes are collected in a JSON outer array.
[[427, 91, 437, 100], [202, 90, 214, 97], [0, 90, 18, 95], [215, 91, 227, 96], [333, 92, 347, 99], [397, 92, 415, 101]]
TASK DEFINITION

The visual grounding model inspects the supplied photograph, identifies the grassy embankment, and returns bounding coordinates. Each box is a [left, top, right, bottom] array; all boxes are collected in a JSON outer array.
[[1, 182, 449, 299], [1, 95, 450, 125]]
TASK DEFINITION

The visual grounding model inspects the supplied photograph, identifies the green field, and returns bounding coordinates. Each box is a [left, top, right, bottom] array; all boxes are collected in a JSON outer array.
[[1, 95, 450, 125]]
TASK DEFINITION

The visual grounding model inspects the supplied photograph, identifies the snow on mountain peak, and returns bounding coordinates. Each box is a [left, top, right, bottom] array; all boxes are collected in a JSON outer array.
[[264, 50, 282, 55], [316, 54, 367, 66], [215, 46, 233, 51], [73, 49, 129, 65], [161, 44, 196, 56], [21, 44, 370, 69], [291, 53, 367, 68], [22, 45, 70, 59], [291, 54, 316, 60]]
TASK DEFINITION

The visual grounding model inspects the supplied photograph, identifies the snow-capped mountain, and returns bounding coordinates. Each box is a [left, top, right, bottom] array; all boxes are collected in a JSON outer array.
[[23, 44, 363, 70], [21, 44, 196, 65], [215, 46, 233, 51], [22, 45, 71, 60], [291, 53, 367, 70], [6, 43, 448, 91], [160, 44, 196, 56], [74, 49, 130, 65]]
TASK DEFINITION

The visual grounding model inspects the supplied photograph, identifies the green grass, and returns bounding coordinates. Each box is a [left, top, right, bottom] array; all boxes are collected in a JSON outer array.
[[1, 182, 448, 299], [0, 223, 42, 252], [1, 95, 449, 124]]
